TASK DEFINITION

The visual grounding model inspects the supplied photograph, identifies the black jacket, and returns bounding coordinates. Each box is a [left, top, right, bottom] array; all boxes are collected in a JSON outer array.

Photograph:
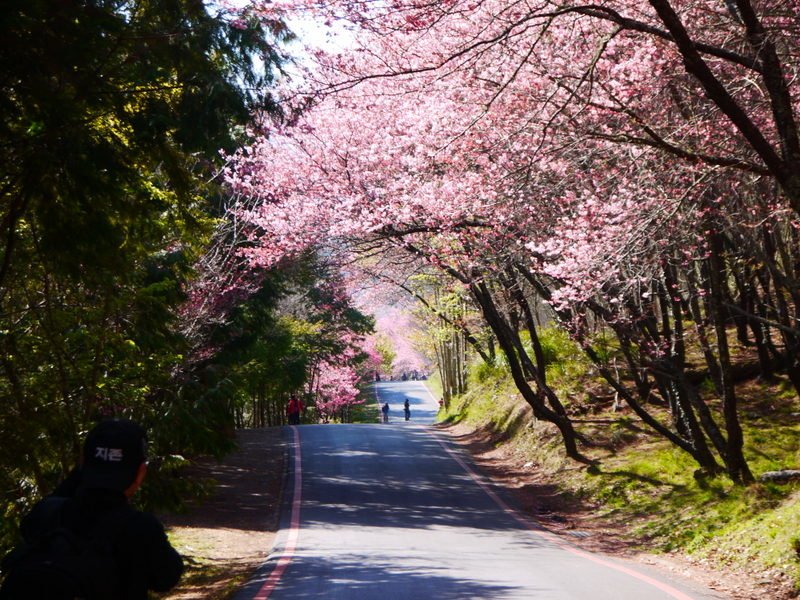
[[2, 487, 183, 599]]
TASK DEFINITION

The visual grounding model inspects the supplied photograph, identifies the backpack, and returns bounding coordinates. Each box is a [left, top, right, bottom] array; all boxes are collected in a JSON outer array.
[[0, 497, 132, 600]]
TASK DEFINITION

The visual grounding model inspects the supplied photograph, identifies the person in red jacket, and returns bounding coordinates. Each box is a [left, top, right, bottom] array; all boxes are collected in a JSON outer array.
[[287, 394, 303, 425]]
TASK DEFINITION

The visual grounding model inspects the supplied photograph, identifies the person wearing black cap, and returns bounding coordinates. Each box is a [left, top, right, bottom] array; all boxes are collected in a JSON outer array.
[[0, 419, 183, 599]]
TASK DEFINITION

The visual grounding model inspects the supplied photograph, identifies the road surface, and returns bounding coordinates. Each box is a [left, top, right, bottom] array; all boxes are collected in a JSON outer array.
[[235, 381, 726, 599]]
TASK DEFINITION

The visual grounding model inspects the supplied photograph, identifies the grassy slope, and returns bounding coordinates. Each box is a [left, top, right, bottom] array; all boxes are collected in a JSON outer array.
[[439, 351, 800, 593], [351, 382, 381, 423]]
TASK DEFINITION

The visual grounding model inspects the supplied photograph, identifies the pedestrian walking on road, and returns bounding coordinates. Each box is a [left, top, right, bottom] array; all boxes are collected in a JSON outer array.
[[404, 398, 411, 421], [381, 402, 390, 423]]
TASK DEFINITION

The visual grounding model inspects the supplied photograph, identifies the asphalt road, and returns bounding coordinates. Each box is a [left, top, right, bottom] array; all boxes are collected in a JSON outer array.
[[235, 381, 727, 600]]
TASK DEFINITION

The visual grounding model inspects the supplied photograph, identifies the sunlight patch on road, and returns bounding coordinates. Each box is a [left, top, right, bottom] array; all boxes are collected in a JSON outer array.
[[325, 450, 379, 457]]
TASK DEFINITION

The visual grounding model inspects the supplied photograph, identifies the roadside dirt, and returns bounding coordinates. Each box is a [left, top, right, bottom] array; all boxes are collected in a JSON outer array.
[[158, 428, 286, 600], [158, 424, 794, 600]]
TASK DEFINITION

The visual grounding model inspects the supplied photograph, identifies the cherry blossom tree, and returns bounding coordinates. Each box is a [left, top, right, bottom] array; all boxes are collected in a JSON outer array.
[[291, 271, 376, 420], [223, 0, 800, 482], [372, 306, 428, 377]]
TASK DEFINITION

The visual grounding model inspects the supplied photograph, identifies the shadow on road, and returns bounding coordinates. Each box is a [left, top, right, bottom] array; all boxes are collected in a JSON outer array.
[[239, 553, 543, 599], [296, 425, 549, 535]]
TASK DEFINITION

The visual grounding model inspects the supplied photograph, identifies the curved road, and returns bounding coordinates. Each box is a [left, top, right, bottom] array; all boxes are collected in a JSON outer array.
[[235, 381, 726, 600]]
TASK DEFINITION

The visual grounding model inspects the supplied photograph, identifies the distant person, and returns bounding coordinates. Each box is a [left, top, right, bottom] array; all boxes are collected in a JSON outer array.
[[404, 398, 411, 421], [287, 394, 303, 425], [381, 402, 390, 423], [0, 419, 183, 599]]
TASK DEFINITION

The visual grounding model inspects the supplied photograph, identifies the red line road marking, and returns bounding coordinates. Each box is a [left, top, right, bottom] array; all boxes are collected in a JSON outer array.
[[254, 426, 302, 599], [432, 433, 697, 600]]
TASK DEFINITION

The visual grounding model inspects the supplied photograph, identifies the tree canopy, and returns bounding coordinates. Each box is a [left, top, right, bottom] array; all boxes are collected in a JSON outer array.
[[226, 0, 800, 484]]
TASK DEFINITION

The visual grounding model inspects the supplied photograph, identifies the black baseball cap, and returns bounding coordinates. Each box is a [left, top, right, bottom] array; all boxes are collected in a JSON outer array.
[[81, 419, 147, 491]]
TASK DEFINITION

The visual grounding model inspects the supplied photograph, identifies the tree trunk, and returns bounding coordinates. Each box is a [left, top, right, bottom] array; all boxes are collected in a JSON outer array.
[[708, 232, 754, 484], [471, 281, 590, 464]]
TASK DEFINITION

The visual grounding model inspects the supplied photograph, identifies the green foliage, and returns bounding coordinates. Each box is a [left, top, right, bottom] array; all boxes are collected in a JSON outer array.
[[426, 370, 444, 406], [583, 444, 800, 588], [349, 387, 381, 424], [586, 331, 618, 364], [2, 0, 287, 284], [444, 362, 518, 429], [0, 0, 291, 556], [521, 327, 593, 401], [470, 359, 509, 385], [536, 327, 586, 371], [374, 333, 397, 375], [207, 256, 376, 427]]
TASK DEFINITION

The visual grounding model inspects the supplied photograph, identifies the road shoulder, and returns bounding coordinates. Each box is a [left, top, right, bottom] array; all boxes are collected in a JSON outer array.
[[159, 428, 286, 600]]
